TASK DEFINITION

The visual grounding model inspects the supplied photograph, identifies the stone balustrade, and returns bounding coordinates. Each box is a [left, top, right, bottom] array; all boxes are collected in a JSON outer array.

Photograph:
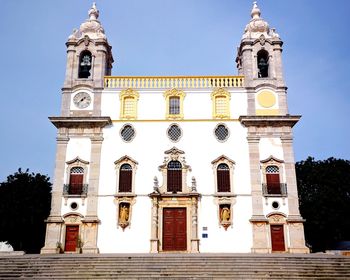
[[104, 76, 244, 89]]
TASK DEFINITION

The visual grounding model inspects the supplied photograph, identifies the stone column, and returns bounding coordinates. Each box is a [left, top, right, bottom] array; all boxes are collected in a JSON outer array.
[[150, 197, 159, 253], [82, 134, 103, 254], [278, 89, 289, 115], [94, 48, 107, 88], [272, 43, 284, 84], [63, 47, 76, 88], [247, 135, 269, 253], [281, 135, 309, 253], [190, 197, 200, 253], [41, 134, 69, 254], [241, 45, 254, 82]]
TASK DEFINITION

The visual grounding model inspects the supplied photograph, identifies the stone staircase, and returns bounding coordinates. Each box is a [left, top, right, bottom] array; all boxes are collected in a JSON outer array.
[[0, 253, 349, 279]]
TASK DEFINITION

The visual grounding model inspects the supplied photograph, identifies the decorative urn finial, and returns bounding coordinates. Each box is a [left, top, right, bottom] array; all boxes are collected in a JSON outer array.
[[88, 2, 99, 20], [251, 1, 261, 19]]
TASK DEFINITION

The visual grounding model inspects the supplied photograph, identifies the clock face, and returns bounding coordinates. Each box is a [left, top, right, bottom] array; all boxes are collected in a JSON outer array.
[[73, 92, 92, 109]]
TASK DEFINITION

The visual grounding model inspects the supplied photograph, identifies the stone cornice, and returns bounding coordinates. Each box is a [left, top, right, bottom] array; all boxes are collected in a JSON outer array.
[[239, 115, 301, 128], [49, 116, 112, 129], [148, 192, 201, 199]]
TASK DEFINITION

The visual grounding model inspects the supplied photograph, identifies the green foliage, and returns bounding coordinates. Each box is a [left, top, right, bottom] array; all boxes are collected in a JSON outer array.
[[296, 157, 350, 252], [0, 168, 52, 253]]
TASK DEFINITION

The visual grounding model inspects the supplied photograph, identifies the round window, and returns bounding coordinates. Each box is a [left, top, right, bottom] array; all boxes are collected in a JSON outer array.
[[214, 124, 229, 142], [167, 124, 182, 142], [120, 124, 135, 142], [272, 201, 280, 210], [70, 202, 78, 211]]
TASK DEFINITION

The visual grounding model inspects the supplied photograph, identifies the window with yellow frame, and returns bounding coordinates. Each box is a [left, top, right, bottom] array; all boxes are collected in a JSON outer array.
[[164, 88, 185, 120], [211, 88, 230, 119], [120, 88, 139, 120]]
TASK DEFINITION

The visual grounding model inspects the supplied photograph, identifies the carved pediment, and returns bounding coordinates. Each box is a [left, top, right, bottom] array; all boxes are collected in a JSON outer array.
[[164, 146, 185, 155], [114, 155, 138, 166], [211, 155, 235, 165], [66, 157, 89, 165], [260, 155, 284, 164]]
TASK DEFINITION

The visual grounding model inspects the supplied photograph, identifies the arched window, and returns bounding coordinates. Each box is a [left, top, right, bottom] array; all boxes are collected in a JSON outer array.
[[78, 51, 92, 78], [217, 163, 230, 192], [119, 164, 132, 192], [257, 50, 269, 78], [167, 160, 182, 193], [266, 165, 281, 194], [69, 167, 84, 194]]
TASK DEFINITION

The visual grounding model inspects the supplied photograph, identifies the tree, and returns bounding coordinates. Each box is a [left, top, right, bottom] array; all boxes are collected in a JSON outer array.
[[296, 157, 350, 252], [0, 169, 52, 253]]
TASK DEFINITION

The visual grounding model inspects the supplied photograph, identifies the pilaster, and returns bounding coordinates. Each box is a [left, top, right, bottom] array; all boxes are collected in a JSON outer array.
[[41, 135, 68, 254], [81, 134, 103, 253], [281, 135, 309, 253], [150, 197, 159, 253], [247, 135, 269, 253], [190, 196, 200, 253]]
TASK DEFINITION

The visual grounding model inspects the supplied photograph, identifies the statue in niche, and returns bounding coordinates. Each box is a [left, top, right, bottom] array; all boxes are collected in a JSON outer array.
[[219, 204, 231, 230], [221, 206, 230, 222], [118, 203, 130, 230]]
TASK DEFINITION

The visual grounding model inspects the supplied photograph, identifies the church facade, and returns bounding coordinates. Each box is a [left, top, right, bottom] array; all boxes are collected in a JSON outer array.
[[41, 3, 309, 254]]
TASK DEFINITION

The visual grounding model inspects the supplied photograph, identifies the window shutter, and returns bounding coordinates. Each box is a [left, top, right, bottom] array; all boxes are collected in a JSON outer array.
[[266, 166, 281, 194], [217, 163, 230, 192], [167, 161, 182, 192], [69, 167, 84, 194], [119, 164, 132, 192]]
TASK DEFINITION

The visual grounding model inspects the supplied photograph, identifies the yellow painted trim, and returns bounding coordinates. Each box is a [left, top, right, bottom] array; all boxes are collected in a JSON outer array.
[[164, 89, 186, 120], [256, 109, 280, 115], [111, 119, 240, 123], [257, 90, 276, 108], [211, 88, 231, 119], [119, 88, 139, 120]]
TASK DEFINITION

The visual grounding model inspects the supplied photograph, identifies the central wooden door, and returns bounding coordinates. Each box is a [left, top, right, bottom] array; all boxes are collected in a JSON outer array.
[[163, 208, 187, 251], [64, 225, 79, 252], [270, 225, 285, 252]]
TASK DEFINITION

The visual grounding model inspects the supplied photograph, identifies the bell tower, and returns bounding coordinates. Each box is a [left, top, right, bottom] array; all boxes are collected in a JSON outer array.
[[41, 3, 113, 254], [238, 2, 309, 254], [236, 2, 284, 87], [236, 1, 288, 116], [61, 2, 113, 117]]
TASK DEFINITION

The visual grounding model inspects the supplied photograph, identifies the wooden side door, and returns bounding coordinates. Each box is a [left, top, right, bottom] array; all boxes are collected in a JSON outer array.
[[69, 174, 83, 194], [163, 208, 187, 251], [270, 225, 285, 252], [266, 173, 281, 194], [64, 225, 79, 252]]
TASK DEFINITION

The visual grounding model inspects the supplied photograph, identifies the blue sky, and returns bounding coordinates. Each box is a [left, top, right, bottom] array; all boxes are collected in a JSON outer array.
[[0, 0, 349, 181]]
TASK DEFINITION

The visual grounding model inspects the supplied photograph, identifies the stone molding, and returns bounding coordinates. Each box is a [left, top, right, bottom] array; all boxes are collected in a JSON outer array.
[[239, 115, 301, 128], [49, 116, 111, 129]]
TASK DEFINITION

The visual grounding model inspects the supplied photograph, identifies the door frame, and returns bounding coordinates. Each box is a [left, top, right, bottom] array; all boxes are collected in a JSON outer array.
[[149, 194, 200, 253], [267, 213, 287, 253]]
